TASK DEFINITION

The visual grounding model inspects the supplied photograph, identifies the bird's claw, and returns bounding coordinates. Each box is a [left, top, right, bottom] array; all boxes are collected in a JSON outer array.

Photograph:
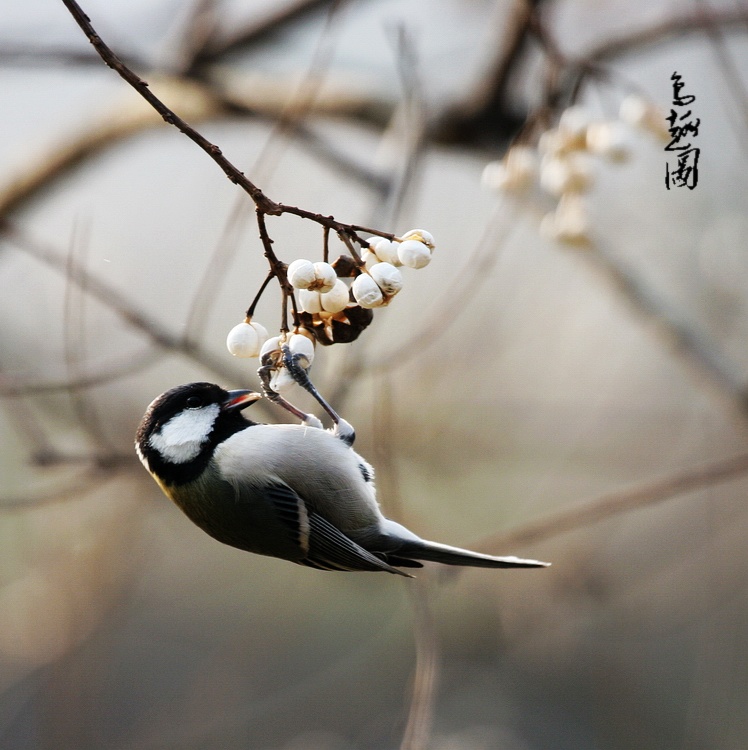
[[256, 345, 355, 443]]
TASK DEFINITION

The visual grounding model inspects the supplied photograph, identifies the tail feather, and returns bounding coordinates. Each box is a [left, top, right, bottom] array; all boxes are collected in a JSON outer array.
[[399, 539, 550, 569]]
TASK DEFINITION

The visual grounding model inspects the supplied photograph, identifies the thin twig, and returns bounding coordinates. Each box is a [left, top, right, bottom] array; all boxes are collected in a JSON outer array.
[[695, 0, 748, 157], [1, 223, 275, 415], [431, 0, 541, 144], [0, 75, 222, 220], [369, 375, 439, 750], [0, 348, 164, 397], [0, 463, 128, 510], [372, 23, 428, 226], [474, 452, 748, 554], [583, 8, 748, 63], [63, 218, 118, 457], [59, 0, 395, 249], [400, 580, 439, 750], [584, 243, 748, 415], [189, 0, 336, 70]]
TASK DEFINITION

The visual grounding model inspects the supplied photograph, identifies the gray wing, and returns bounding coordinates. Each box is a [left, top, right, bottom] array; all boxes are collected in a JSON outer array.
[[256, 483, 412, 577]]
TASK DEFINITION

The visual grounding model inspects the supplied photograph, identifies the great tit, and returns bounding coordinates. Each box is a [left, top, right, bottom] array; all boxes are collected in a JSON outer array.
[[135, 382, 549, 576]]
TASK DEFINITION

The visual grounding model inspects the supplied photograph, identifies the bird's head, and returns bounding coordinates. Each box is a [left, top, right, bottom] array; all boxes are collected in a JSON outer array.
[[135, 382, 261, 485]]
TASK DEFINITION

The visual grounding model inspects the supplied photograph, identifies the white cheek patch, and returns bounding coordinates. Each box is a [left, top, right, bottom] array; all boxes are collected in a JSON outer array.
[[149, 403, 220, 464]]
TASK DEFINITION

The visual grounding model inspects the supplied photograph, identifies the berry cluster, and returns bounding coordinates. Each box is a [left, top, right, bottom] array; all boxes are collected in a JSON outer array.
[[225, 228, 436, 394], [482, 95, 667, 246]]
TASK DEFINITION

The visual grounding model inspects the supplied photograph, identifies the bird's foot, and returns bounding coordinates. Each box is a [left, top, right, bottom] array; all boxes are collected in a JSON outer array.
[[257, 357, 322, 429], [280, 345, 355, 445]]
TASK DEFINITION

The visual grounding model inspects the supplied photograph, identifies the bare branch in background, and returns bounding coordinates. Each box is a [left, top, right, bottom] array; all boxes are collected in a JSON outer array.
[[188, 0, 337, 71], [474, 452, 748, 554], [433, 0, 543, 145], [0, 222, 275, 409], [59, 0, 392, 246], [372, 374, 440, 750], [433, 5, 748, 147], [0, 75, 222, 220], [400, 580, 439, 750], [0, 77, 387, 225], [584, 8, 748, 63], [0, 349, 164, 397], [694, 0, 748, 157], [0, 463, 131, 510], [582, 243, 748, 417]]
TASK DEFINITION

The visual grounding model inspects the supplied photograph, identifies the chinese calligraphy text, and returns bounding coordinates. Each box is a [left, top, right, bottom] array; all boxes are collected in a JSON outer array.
[[665, 72, 699, 190]]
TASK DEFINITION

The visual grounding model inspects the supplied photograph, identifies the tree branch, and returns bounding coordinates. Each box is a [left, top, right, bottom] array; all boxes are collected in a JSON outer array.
[[474, 452, 748, 554], [59, 0, 395, 248]]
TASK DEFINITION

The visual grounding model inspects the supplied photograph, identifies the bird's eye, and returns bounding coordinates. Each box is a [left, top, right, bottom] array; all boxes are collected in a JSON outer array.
[[185, 396, 203, 409]]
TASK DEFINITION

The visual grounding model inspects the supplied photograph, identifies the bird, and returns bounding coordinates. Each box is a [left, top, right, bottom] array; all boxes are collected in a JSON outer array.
[[135, 382, 550, 577]]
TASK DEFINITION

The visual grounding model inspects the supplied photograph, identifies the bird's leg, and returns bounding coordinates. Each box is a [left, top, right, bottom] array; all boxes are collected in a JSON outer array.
[[281, 345, 355, 445], [257, 356, 323, 429]]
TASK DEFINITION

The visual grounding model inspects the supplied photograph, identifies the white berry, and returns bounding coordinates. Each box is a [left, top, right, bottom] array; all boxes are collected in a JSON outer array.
[[558, 106, 593, 140], [320, 278, 350, 313], [619, 95, 668, 140], [397, 239, 431, 269], [226, 321, 269, 358], [586, 122, 631, 161], [260, 335, 282, 360], [540, 154, 594, 196], [362, 248, 380, 270], [369, 262, 403, 296], [289, 332, 315, 368], [401, 229, 435, 249], [483, 146, 538, 194], [619, 95, 650, 128], [352, 273, 384, 308], [541, 194, 591, 246], [371, 238, 402, 266], [299, 289, 323, 314], [312, 262, 337, 293], [287, 259, 316, 289]]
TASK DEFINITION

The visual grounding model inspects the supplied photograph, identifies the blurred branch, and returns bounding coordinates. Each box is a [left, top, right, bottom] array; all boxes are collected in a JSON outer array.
[[0, 223, 275, 410], [0, 349, 164, 397], [584, 243, 748, 416], [0, 462, 130, 510], [189, 0, 337, 71], [0, 76, 386, 223], [433, 0, 542, 145], [0, 45, 147, 68], [0, 364, 58, 460], [474, 452, 748, 554], [0, 75, 222, 220], [400, 580, 439, 750], [695, 0, 748, 157], [374, 23, 428, 225], [370, 375, 439, 750], [584, 8, 748, 63], [63, 219, 119, 458], [161, 0, 220, 75], [59, 0, 392, 246], [432, 4, 748, 146]]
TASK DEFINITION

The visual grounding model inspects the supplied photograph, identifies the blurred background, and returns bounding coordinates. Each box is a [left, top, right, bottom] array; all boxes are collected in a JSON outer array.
[[2, 1, 748, 748]]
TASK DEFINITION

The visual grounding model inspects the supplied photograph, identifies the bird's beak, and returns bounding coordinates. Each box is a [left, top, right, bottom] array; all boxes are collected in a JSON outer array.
[[223, 389, 263, 412]]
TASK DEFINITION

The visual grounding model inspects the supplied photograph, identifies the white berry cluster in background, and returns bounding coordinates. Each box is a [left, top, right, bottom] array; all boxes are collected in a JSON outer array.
[[224, 228, 436, 393], [482, 95, 667, 247]]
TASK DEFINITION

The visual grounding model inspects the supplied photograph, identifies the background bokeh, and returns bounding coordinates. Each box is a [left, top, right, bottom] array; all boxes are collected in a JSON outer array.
[[2, 1, 748, 749]]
